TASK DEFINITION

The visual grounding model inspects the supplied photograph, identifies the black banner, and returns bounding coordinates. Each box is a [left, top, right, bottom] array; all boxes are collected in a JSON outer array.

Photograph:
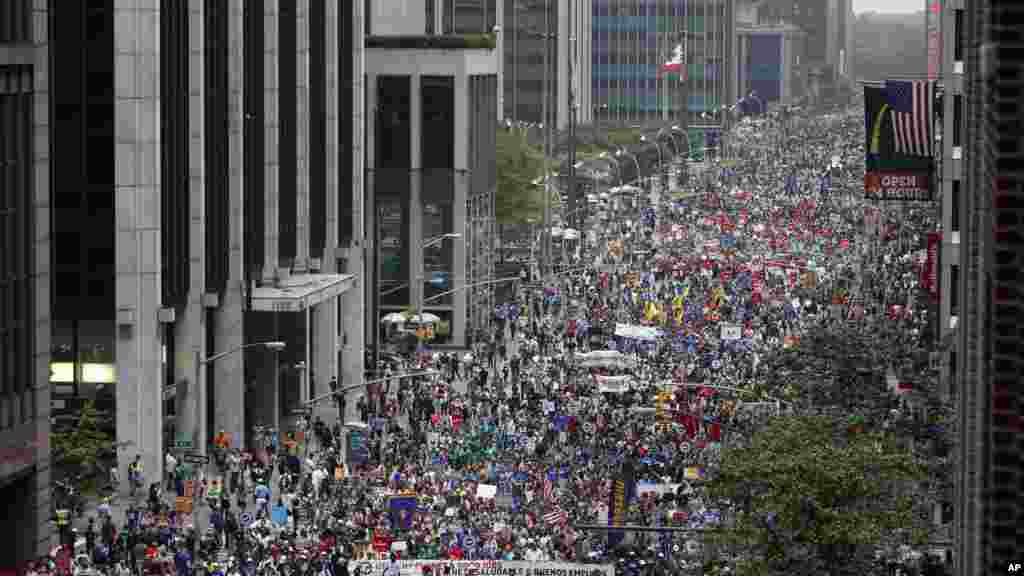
[[864, 84, 935, 201]]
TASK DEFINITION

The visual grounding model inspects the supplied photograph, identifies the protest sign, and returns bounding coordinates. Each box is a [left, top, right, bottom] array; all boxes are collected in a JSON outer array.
[[347, 561, 614, 576]]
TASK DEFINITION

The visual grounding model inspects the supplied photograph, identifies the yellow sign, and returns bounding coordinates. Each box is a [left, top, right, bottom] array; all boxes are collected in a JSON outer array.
[[55, 509, 69, 526], [175, 497, 192, 514]]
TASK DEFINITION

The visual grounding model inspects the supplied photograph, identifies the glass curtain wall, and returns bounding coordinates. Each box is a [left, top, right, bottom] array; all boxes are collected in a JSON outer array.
[[421, 76, 456, 316], [375, 76, 411, 310], [593, 0, 691, 124]]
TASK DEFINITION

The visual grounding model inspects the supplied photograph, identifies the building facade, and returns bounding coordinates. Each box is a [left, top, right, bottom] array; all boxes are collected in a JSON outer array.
[[735, 23, 805, 105], [504, 0, 593, 130], [0, 0, 53, 566], [592, 0, 736, 160], [365, 1, 500, 356], [754, 0, 853, 103], [955, 1, 1023, 575], [48, 0, 366, 484]]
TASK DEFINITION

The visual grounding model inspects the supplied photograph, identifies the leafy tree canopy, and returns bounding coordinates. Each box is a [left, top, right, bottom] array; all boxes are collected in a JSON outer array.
[[706, 413, 931, 575], [496, 129, 554, 226], [51, 401, 114, 480]]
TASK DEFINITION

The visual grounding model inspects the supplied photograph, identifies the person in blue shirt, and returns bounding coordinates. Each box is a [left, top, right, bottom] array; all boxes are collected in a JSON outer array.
[[174, 544, 192, 576], [254, 483, 271, 516]]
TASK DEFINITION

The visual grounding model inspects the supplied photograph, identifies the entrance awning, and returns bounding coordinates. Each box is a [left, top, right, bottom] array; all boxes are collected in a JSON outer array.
[[250, 273, 357, 313]]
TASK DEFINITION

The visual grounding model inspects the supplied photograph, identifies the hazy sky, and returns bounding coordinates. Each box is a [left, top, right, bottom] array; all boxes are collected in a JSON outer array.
[[853, 0, 924, 13]]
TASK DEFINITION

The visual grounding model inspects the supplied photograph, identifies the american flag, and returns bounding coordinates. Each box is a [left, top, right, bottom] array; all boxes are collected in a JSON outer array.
[[544, 506, 569, 526], [886, 80, 934, 157], [543, 474, 554, 502]]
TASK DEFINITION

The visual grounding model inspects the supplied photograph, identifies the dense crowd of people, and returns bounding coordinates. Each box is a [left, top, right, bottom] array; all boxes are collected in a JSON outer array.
[[33, 101, 941, 576]]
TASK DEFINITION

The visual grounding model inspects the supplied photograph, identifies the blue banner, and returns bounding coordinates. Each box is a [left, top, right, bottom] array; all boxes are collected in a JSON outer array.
[[389, 496, 418, 530]]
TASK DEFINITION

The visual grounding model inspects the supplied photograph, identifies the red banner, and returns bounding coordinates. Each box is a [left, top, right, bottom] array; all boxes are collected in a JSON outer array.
[[925, 232, 941, 300]]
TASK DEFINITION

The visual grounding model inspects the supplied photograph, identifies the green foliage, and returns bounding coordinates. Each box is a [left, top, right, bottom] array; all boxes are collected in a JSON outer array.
[[706, 414, 930, 575], [51, 401, 114, 477], [496, 129, 551, 225]]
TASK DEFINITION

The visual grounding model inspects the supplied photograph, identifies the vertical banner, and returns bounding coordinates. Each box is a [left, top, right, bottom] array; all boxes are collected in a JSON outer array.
[[927, 232, 941, 301], [864, 84, 935, 202], [927, 1, 943, 80], [608, 479, 627, 548]]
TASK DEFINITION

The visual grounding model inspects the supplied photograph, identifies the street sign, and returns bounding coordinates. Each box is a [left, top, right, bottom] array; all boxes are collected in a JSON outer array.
[[175, 440, 193, 449], [184, 454, 209, 465]]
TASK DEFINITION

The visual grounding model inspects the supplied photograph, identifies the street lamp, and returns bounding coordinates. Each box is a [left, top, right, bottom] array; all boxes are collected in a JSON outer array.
[[417, 232, 462, 323], [193, 340, 285, 457]]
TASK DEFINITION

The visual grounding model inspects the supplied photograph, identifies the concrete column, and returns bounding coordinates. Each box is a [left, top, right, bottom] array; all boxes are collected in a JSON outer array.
[[324, 0, 339, 269], [294, 0, 310, 269], [409, 75, 423, 312], [313, 300, 338, 421], [114, 1, 164, 486], [212, 0, 247, 451], [362, 69, 378, 380], [452, 73, 468, 346], [343, 0, 366, 411], [263, 0, 281, 432], [31, 0, 54, 553], [177, 0, 208, 456], [316, 0, 341, 424], [264, 0, 280, 277]]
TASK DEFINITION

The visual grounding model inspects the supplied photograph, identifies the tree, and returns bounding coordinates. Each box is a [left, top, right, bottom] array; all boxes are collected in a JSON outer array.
[[731, 319, 954, 574], [52, 401, 114, 482], [705, 414, 930, 575], [496, 128, 550, 226]]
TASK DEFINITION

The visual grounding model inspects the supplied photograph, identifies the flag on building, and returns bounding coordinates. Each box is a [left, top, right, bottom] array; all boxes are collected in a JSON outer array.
[[543, 474, 554, 502], [660, 43, 685, 79], [886, 80, 934, 157]]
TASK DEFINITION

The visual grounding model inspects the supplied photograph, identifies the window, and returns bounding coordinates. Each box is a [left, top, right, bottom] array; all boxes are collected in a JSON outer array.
[[951, 179, 960, 232], [953, 9, 964, 62], [426, 0, 435, 34], [952, 94, 963, 147], [950, 264, 959, 316]]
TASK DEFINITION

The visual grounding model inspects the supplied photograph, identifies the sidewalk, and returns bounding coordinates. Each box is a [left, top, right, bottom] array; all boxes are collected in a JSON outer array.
[[71, 461, 260, 536]]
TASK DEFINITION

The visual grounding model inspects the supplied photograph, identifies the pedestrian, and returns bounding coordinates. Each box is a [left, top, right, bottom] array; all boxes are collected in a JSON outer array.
[[165, 451, 177, 491]]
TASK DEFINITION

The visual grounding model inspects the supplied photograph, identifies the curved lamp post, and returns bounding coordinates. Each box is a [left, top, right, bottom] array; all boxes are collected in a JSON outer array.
[[193, 340, 286, 457]]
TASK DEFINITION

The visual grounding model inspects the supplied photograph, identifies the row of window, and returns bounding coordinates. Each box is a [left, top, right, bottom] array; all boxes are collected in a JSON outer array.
[[0, 72, 34, 411], [421, 0, 498, 35], [0, 0, 31, 44]]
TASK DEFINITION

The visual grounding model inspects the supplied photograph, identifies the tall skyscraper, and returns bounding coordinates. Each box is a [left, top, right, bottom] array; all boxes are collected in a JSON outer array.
[[47, 0, 367, 489], [0, 0, 52, 565], [364, 0, 500, 353], [955, 1, 1024, 574], [592, 0, 736, 155], [504, 0, 593, 130]]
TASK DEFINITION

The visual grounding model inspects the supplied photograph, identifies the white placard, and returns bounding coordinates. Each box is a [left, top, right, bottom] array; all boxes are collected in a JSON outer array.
[[614, 323, 661, 341], [720, 324, 742, 341], [348, 561, 615, 576], [476, 484, 497, 499]]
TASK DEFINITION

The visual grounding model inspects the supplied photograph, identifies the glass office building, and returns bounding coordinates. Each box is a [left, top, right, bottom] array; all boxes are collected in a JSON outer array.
[[592, 0, 735, 134]]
